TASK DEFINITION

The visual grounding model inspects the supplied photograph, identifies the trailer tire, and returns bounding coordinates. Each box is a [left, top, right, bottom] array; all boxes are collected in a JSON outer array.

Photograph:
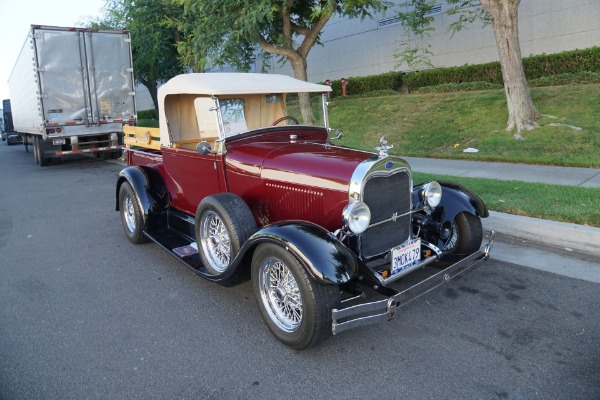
[[119, 182, 148, 244], [33, 137, 40, 165], [34, 137, 51, 167]]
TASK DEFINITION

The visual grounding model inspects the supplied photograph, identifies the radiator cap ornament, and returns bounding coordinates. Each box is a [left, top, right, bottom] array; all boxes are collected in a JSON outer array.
[[375, 136, 393, 158]]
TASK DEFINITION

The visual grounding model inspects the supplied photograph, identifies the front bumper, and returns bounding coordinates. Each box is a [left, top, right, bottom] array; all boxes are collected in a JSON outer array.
[[331, 232, 494, 335]]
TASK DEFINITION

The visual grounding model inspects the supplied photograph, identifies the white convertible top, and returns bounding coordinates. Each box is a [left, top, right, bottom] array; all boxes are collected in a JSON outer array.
[[158, 73, 331, 99]]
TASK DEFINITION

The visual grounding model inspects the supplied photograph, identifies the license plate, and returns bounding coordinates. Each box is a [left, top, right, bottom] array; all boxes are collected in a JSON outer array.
[[53, 138, 66, 145], [391, 239, 421, 276]]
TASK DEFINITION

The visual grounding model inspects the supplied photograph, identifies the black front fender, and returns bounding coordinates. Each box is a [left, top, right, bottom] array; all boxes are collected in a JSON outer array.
[[237, 221, 360, 286], [413, 181, 488, 249], [413, 181, 488, 223]]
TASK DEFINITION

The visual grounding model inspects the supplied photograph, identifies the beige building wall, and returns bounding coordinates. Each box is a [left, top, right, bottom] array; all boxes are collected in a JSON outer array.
[[266, 0, 600, 82]]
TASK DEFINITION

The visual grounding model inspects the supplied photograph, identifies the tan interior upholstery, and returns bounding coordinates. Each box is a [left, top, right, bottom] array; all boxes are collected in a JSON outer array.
[[164, 93, 287, 150]]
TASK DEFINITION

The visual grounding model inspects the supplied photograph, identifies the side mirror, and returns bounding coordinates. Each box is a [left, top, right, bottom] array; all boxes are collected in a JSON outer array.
[[196, 141, 212, 156], [330, 129, 343, 140]]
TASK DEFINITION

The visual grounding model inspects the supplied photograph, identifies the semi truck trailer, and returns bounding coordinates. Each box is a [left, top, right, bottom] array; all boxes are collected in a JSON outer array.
[[8, 25, 137, 166]]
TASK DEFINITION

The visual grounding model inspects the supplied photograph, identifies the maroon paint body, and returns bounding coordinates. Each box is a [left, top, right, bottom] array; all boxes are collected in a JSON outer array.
[[128, 127, 370, 232]]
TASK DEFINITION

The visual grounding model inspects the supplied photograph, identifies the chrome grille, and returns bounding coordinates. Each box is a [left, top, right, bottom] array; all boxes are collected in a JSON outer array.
[[360, 170, 411, 258]]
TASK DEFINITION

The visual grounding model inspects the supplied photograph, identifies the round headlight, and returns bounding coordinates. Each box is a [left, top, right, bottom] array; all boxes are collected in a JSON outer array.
[[342, 201, 371, 234], [422, 181, 442, 208]]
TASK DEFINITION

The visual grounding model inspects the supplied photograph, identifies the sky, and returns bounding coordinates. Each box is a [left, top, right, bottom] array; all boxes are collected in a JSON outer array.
[[0, 0, 106, 103]]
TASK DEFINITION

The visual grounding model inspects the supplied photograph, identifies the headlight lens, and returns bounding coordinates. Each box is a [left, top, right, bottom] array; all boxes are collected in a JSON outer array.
[[343, 201, 371, 234], [422, 181, 442, 208]]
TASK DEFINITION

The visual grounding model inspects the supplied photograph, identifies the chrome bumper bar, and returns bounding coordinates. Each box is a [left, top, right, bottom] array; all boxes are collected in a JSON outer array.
[[331, 232, 494, 335]]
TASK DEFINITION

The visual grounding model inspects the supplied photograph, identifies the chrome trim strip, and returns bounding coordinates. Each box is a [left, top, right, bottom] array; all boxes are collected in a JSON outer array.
[[331, 232, 495, 335]]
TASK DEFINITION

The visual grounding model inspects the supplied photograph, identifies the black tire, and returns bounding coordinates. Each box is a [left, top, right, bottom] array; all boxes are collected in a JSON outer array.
[[251, 243, 340, 349], [195, 193, 257, 275], [34, 137, 51, 167], [119, 182, 148, 244], [33, 137, 40, 165], [443, 212, 483, 255]]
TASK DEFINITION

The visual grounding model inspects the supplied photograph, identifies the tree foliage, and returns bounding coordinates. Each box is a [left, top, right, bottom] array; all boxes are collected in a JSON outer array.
[[395, 0, 539, 135], [89, 0, 188, 113], [181, 0, 389, 124]]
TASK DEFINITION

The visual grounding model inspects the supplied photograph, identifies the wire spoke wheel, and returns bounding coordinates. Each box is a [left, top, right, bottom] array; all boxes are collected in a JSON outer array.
[[258, 256, 303, 333], [122, 192, 137, 233], [200, 210, 232, 273]]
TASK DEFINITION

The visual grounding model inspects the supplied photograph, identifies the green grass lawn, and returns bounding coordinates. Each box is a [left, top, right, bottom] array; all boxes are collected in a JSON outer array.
[[139, 84, 600, 226], [414, 173, 600, 227], [330, 84, 600, 168]]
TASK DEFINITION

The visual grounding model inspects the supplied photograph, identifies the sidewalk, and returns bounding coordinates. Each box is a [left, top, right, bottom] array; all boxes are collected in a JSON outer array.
[[403, 157, 600, 258], [403, 157, 600, 188]]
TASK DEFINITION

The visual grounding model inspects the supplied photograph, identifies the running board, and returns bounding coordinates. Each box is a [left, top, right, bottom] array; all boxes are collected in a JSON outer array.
[[143, 228, 245, 285]]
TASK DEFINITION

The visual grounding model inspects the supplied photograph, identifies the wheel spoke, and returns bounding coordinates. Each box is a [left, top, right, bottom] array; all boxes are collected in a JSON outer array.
[[259, 257, 303, 332]]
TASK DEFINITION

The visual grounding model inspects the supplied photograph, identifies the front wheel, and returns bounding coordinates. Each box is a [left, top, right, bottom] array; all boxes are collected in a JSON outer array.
[[195, 194, 256, 276], [252, 243, 340, 350], [443, 212, 483, 255]]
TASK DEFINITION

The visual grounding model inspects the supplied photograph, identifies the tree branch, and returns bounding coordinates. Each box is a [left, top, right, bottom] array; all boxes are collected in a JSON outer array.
[[297, 1, 338, 57], [290, 22, 310, 36], [259, 34, 296, 58]]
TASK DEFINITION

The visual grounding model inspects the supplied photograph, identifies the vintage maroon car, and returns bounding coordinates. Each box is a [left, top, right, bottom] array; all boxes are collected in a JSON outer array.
[[117, 73, 493, 349]]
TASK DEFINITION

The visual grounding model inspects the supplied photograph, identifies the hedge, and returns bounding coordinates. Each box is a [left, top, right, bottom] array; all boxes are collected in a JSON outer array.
[[137, 109, 158, 119], [323, 71, 403, 97], [404, 46, 600, 92]]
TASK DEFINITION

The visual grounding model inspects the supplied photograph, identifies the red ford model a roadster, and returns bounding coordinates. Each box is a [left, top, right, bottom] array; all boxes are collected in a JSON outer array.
[[117, 73, 493, 349]]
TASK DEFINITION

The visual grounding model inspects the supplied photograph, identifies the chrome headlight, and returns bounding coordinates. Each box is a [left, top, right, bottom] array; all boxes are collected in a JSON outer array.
[[422, 181, 442, 208], [342, 201, 371, 234]]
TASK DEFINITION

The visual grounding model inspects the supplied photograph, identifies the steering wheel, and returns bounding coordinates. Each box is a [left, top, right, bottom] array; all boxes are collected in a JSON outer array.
[[271, 116, 299, 126]]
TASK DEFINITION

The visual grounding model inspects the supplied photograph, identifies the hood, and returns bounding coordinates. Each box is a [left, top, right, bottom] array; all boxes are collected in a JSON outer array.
[[226, 140, 372, 192]]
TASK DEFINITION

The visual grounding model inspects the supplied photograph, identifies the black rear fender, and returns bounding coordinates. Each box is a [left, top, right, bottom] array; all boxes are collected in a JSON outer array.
[[116, 166, 168, 220]]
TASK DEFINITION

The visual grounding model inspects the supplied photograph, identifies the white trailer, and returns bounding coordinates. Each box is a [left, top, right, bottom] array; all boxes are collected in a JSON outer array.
[[8, 25, 137, 166]]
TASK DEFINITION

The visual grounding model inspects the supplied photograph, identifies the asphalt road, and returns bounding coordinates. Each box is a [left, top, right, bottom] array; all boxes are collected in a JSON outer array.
[[1, 143, 599, 400]]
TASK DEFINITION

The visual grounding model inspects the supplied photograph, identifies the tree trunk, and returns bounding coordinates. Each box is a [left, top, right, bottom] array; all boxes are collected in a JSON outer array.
[[289, 55, 316, 125], [139, 78, 159, 117], [480, 0, 539, 135]]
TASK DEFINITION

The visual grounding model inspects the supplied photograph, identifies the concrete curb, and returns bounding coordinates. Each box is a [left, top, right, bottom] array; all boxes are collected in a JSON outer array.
[[483, 211, 600, 258]]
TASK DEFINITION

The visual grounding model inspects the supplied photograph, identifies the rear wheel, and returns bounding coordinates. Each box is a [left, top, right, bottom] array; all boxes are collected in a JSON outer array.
[[252, 243, 340, 350], [34, 137, 51, 167], [443, 212, 482, 255], [119, 182, 148, 244], [33, 137, 40, 165]]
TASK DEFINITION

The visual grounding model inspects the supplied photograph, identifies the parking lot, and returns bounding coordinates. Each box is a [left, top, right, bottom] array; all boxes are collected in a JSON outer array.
[[1, 143, 598, 399]]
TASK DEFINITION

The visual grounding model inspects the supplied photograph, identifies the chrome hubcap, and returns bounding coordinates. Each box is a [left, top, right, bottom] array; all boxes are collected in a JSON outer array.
[[123, 193, 136, 233], [200, 211, 231, 273], [259, 257, 302, 332]]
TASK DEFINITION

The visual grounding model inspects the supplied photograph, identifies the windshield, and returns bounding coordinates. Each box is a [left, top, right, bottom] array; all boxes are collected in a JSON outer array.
[[217, 93, 328, 139]]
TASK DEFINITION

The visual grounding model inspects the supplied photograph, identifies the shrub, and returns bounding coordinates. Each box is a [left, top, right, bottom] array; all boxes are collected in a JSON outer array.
[[137, 109, 157, 120], [414, 81, 502, 93], [404, 47, 600, 92], [529, 71, 600, 87], [324, 72, 403, 97]]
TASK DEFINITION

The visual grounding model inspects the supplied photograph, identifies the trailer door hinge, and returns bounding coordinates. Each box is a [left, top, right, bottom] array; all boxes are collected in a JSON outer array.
[[126, 68, 133, 72], [124, 38, 131, 43], [214, 162, 217, 170], [37, 67, 47, 72]]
